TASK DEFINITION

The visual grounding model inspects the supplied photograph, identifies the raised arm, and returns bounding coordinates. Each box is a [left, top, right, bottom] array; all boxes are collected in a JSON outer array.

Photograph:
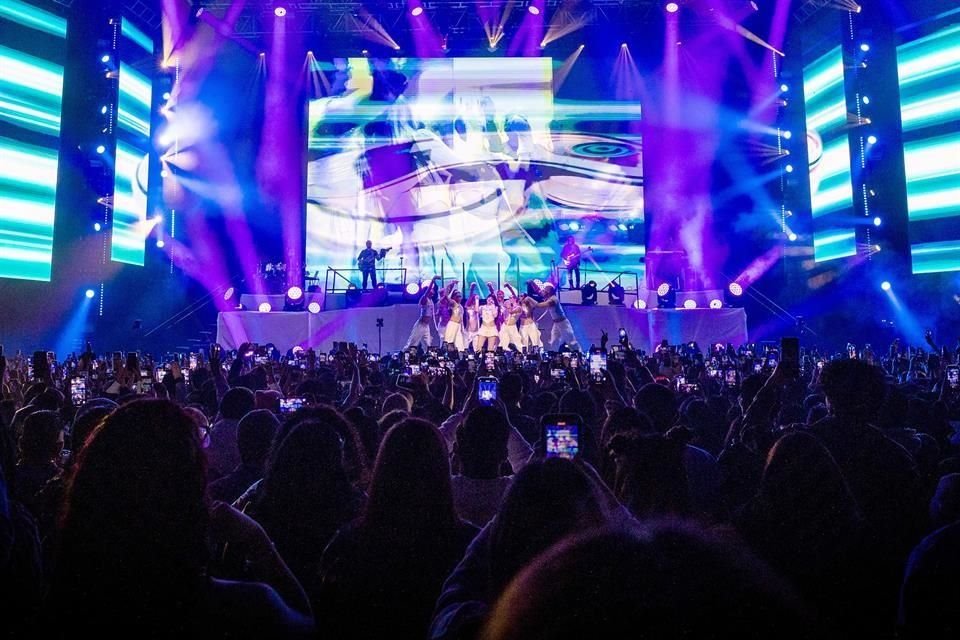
[[504, 283, 518, 298]]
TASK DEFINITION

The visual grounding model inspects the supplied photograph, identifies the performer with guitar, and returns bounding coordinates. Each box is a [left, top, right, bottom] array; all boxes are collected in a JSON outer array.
[[560, 236, 584, 290], [357, 240, 391, 290]]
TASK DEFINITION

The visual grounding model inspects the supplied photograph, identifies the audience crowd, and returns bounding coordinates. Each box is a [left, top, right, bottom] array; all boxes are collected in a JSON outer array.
[[2, 334, 960, 638]]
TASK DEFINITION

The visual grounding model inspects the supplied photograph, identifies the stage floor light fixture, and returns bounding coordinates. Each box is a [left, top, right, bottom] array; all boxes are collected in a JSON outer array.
[[608, 282, 625, 306], [581, 281, 597, 305]]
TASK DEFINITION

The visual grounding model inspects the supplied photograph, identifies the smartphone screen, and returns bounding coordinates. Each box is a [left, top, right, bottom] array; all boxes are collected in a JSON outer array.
[[550, 367, 566, 380], [544, 418, 580, 459], [948, 366, 959, 389], [477, 377, 498, 406], [154, 367, 165, 383], [724, 368, 737, 388], [188, 353, 198, 370], [280, 397, 305, 414], [589, 353, 607, 382], [70, 377, 86, 405]]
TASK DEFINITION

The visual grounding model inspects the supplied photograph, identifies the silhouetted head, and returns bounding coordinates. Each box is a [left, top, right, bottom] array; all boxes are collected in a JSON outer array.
[[484, 524, 809, 640]]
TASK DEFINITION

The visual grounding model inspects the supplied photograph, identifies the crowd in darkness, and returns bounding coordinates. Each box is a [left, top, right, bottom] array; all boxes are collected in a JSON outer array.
[[3, 333, 960, 638]]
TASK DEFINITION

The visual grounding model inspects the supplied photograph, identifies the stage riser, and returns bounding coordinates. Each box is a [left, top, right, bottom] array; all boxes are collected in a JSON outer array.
[[217, 306, 747, 353]]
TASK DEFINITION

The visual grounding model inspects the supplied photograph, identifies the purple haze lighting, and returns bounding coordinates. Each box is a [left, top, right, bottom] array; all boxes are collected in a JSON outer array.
[[307, 301, 321, 314], [683, 299, 697, 309], [709, 299, 723, 309], [665, 2, 680, 13], [258, 302, 272, 313], [657, 283, 671, 297], [728, 282, 743, 296], [287, 285, 303, 301]]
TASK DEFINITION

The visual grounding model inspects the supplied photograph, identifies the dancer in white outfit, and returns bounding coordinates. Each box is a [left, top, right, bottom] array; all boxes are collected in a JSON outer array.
[[489, 282, 523, 350], [463, 283, 480, 350], [439, 280, 466, 350], [474, 294, 501, 352], [406, 276, 442, 349], [532, 282, 580, 351], [518, 289, 543, 350]]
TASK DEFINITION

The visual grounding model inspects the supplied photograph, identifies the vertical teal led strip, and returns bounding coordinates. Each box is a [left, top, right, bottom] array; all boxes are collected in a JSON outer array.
[[0, 0, 65, 282], [110, 17, 153, 266], [897, 23, 960, 274], [804, 45, 857, 262]]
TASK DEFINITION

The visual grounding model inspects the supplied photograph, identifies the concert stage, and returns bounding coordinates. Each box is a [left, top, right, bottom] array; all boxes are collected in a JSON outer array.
[[216, 305, 748, 354]]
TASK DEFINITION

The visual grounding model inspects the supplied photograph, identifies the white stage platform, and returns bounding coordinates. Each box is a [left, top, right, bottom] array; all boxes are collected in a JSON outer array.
[[217, 305, 748, 353]]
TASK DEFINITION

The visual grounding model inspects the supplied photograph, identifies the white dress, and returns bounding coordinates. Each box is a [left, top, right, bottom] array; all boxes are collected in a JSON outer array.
[[443, 302, 465, 350], [478, 304, 500, 338]]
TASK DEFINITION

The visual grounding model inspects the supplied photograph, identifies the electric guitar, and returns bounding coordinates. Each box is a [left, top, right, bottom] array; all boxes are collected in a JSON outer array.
[[562, 246, 592, 269], [358, 246, 392, 269]]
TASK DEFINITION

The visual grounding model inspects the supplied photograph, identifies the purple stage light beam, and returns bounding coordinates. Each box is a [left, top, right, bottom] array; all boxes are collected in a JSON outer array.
[[257, 8, 305, 289], [406, 0, 445, 57]]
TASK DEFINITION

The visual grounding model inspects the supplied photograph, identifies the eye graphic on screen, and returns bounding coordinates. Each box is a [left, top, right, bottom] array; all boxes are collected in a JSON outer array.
[[305, 57, 645, 283]]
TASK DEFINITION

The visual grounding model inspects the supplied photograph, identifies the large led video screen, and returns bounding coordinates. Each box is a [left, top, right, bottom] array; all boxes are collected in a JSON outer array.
[[897, 21, 960, 274], [305, 57, 645, 285], [110, 17, 153, 266], [803, 45, 857, 263], [0, 0, 66, 282]]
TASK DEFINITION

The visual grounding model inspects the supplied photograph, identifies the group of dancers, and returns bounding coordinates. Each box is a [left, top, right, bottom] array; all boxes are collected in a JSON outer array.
[[405, 277, 581, 352]]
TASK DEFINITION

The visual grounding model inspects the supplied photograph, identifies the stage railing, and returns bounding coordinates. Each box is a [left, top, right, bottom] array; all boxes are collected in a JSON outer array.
[[322, 262, 642, 307], [323, 266, 408, 300]]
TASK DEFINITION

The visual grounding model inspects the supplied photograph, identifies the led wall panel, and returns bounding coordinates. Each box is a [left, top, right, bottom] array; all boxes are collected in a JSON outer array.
[[897, 22, 960, 274], [305, 57, 644, 282], [0, 0, 66, 281], [804, 45, 857, 262], [110, 17, 154, 266]]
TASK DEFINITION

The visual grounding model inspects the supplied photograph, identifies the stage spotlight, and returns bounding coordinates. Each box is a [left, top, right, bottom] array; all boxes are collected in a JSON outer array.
[[274, 6, 287, 17], [783, 130, 792, 140], [223, 287, 236, 302], [100, 105, 108, 114], [411, 6, 423, 17], [860, 43, 870, 52], [634, 299, 648, 310], [405, 282, 422, 296], [528, 5, 541, 15], [85, 289, 96, 299], [93, 222, 102, 232], [862, 96, 871, 104], [665, 2, 680, 13], [345, 284, 362, 307], [307, 301, 321, 314], [621, 43, 627, 48], [569, 221, 580, 232], [682, 299, 697, 309], [581, 281, 597, 306], [101, 54, 110, 63], [657, 287, 676, 309], [258, 302, 272, 313], [728, 282, 744, 296], [709, 299, 723, 309], [156, 239, 165, 248], [96, 145, 106, 154], [867, 135, 877, 145], [285, 286, 305, 311], [780, 83, 789, 92], [785, 164, 794, 173], [608, 282, 626, 306], [881, 281, 891, 291], [788, 232, 798, 242], [162, 91, 171, 101]]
